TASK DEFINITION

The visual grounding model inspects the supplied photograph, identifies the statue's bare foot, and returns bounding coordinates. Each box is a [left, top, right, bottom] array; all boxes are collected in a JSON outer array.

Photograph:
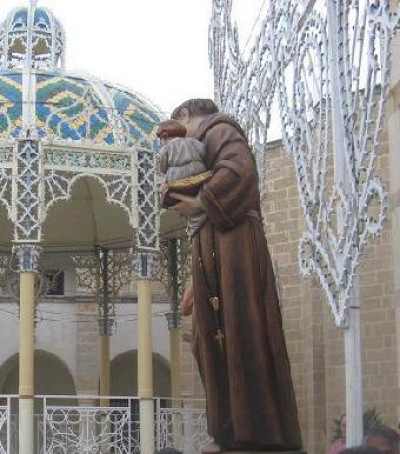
[[201, 442, 223, 453]]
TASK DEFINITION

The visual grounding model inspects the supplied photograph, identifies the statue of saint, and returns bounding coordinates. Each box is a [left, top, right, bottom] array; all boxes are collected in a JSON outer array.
[[167, 99, 302, 453]]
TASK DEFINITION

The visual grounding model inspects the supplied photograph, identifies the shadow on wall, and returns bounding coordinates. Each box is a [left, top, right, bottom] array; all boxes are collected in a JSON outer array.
[[111, 350, 171, 397]]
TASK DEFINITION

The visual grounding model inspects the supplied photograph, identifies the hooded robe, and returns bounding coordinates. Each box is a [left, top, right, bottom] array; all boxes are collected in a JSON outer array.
[[191, 113, 302, 451]]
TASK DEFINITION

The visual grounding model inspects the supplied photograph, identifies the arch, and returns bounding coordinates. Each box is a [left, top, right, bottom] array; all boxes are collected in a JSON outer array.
[[42, 174, 135, 247], [0, 202, 13, 246], [0, 350, 77, 411], [43, 171, 135, 228], [110, 350, 171, 397]]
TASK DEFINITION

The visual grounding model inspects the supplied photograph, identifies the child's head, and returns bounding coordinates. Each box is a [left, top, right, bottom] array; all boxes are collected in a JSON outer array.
[[157, 119, 187, 144]]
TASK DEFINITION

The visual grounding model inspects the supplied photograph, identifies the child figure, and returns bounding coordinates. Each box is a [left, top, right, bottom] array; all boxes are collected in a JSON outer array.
[[157, 119, 210, 237]]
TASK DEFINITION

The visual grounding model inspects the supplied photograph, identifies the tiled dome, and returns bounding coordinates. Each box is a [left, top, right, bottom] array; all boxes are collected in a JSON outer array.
[[0, 5, 162, 148]]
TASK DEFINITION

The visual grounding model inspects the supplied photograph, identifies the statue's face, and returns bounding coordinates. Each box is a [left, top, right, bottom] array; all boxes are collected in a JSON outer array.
[[174, 109, 203, 138]]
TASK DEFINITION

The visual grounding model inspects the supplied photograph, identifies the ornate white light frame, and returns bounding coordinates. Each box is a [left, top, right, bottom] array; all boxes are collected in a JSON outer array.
[[209, 0, 400, 327]]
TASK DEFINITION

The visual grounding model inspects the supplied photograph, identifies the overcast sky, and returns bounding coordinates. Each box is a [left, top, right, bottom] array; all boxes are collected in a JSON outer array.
[[0, 0, 267, 117]]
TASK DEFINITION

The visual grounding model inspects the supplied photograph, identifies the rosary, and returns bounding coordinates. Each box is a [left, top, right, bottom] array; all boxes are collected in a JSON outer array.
[[197, 228, 225, 352]]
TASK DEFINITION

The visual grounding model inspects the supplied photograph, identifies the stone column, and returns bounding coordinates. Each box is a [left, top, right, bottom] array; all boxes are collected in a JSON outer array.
[[16, 245, 40, 454]]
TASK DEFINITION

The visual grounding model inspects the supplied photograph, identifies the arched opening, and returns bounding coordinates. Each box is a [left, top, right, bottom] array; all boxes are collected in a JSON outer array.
[[42, 175, 134, 248], [0, 203, 13, 247], [0, 350, 77, 411], [109, 351, 171, 450], [111, 350, 171, 398]]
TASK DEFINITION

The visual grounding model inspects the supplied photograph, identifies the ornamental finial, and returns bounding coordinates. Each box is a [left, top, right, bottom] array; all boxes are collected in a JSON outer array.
[[0, 1, 65, 71]]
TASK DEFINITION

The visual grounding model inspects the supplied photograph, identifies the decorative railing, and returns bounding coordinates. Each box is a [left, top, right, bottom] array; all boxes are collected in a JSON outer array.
[[0, 395, 209, 454], [0, 398, 10, 454], [155, 402, 211, 454]]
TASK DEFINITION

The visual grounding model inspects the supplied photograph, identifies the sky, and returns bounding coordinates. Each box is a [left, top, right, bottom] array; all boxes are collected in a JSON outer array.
[[0, 0, 267, 118]]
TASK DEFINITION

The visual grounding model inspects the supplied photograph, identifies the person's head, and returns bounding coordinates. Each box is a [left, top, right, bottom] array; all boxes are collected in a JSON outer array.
[[171, 98, 219, 137], [340, 447, 381, 454], [364, 425, 400, 454], [153, 449, 182, 454], [156, 120, 187, 145]]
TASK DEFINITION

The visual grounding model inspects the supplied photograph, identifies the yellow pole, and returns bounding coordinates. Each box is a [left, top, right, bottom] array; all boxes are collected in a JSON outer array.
[[100, 334, 110, 407], [138, 278, 154, 454], [169, 328, 181, 404], [19, 271, 36, 454]]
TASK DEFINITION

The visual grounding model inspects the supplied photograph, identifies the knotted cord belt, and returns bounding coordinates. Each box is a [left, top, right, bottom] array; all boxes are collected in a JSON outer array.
[[197, 227, 225, 353]]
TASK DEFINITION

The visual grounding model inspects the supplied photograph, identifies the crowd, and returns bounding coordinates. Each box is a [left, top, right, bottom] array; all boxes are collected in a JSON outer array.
[[328, 419, 399, 454]]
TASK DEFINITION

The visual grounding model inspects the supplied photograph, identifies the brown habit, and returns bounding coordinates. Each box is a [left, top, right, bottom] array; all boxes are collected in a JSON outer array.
[[191, 113, 302, 451]]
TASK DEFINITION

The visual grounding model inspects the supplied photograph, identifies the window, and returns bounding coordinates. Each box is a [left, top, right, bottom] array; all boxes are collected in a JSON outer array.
[[45, 270, 64, 296]]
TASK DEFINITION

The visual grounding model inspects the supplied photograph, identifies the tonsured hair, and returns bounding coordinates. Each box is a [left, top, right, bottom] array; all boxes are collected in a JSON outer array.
[[171, 98, 219, 120]]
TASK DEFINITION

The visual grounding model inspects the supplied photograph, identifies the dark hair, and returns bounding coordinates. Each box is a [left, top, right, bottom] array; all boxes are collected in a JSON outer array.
[[171, 98, 219, 120], [153, 449, 182, 454], [340, 447, 382, 454], [156, 120, 187, 140], [365, 425, 399, 446]]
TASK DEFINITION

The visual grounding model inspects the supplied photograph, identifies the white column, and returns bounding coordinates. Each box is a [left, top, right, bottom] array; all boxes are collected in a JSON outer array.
[[327, 0, 363, 445], [137, 253, 154, 454], [345, 300, 363, 444]]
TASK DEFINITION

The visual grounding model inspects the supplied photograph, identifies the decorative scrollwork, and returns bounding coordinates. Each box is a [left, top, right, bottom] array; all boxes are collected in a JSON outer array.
[[45, 406, 132, 454], [15, 244, 41, 273], [137, 149, 159, 251], [15, 140, 41, 241], [43, 170, 136, 229], [209, 0, 400, 326], [72, 248, 135, 335], [156, 407, 211, 454], [0, 405, 8, 454], [133, 252, 157, 280], [45, 149, 131, 171], [0, 165, 13, 220], [156, 236, 191, 302]]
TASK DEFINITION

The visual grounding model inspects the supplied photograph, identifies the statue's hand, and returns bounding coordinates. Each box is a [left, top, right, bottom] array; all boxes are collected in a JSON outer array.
[[169, 193, 204, 216], [181, 282, 194, 316]]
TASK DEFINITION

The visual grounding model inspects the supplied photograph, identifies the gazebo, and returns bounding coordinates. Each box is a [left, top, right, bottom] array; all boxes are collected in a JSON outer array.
[[0, 2, 165, 453]]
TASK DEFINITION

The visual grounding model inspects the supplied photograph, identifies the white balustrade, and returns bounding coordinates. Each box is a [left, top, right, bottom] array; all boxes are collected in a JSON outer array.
[[0, 395, 209, 454]]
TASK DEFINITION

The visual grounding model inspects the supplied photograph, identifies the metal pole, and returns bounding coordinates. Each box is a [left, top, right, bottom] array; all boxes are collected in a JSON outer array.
[[99, 247, 111, 408], [327, 0, 363, 445], [167, 239, 182, 404]]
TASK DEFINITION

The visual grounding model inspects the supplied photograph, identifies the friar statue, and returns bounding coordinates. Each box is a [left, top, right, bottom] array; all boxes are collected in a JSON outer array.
[[165, 99, 303, 453]]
